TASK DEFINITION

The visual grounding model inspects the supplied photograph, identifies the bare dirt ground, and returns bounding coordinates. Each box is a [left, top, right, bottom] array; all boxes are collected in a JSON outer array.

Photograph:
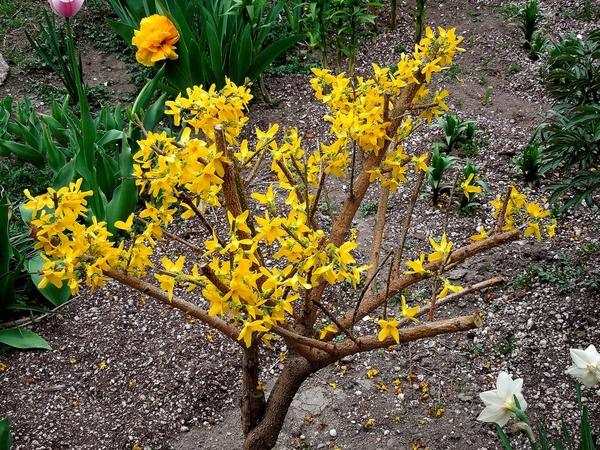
[[0, 1, 599, 449]]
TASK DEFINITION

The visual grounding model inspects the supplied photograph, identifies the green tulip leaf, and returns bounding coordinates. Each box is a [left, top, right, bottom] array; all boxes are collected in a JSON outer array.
[[0, 328, 51, 350]]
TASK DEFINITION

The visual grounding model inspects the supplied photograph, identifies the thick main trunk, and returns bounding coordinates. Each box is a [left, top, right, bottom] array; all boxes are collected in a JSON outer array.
[[241, 344, 266, 435], [242, 353, 316, 450]]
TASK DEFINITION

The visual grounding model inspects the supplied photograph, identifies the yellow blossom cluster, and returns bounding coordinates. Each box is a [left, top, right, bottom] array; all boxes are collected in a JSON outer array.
[[164, 78, 252, 144], [24, 180, 117, 294], [310, 27, 462, 192], [489, 184, 556, 240]]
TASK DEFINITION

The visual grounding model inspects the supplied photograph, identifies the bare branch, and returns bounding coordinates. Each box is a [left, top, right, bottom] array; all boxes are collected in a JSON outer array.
[[104, 268, 241, 344]]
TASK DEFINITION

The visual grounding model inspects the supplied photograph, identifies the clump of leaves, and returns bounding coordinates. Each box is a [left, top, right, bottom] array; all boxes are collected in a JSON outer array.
[[516, 0, 541, 50], [539, 30, 600, 212], [512, 138, 544, 186], [426, 145, 458, 205], [433, 114, 479, 156]]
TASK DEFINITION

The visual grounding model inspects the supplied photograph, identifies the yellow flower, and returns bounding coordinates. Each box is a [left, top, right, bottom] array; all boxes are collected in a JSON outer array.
[[546, 219, 557, 238], [132, 15, 180, 67], [405, 254, 429, 275], [437, 278, 462, 298], [238, 319, 269, 348], [470, 226, 488, 241], [460, 173, 482, 200], [378, 318, 400, 344], [251, 184, 277, 207], [428, 233, 452, 262], [400, 296, 420, 322], [367, 368, 379, 379], [412, 153, 429, 173], [114, 213, 135, 232], [320, 324, 338, 339]]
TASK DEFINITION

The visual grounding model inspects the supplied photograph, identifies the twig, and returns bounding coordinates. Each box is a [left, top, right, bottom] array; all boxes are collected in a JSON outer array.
[[496, 185, 512, 233], [311, 299, 360, 346], [243, 148, 267, 188], [177, 193, 226, 248], [443, 172, 460, 235], [428, 249, 453, 322], [137, 217, 206, 253], [393, 153, 431, 275], [352, 249, 395, 326], [307, 154, 327, 228]]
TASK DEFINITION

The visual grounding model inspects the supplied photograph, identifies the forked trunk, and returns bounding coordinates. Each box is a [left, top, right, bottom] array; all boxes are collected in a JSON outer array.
[[242, 353, 316, 450]]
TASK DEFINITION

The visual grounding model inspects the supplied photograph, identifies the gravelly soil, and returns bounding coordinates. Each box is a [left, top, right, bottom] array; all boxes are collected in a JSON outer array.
[[0, 1, 599, 449]]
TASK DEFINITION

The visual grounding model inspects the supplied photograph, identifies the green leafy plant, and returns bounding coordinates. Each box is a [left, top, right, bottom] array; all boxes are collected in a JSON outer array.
[[414, 0, 427, 43], [284, 0, 304, 34], [501, 2, 521, 20], [537, 252, 599, 293], [25, 10, 84, 103], [330, 0, 379, 75], [460, 341, 484, 358], [512, 138, 544, 186], [0, 415, 13, 449], [539, 30, 600, 211], [528, 32, 548, 60], [108, 0, 303, 97], [426, 145, 458, 204], [515, 0, 541, 50], [483, 86, 493, 105], [509, 63, 521, 73], [302, 0, 335, 69], [434, 114, 479, 155], [507, 265, 536, 290], [359, 200, 378, 216], [467, 10, 482, 22], [494, 335, 515, 355]]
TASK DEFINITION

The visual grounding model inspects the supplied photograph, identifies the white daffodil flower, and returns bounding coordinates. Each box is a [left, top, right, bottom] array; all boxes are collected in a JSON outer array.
[[566, 344, 600, 387], [477, 372, 527, 427]]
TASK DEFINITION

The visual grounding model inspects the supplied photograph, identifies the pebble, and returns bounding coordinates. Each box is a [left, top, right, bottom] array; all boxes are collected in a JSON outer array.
[[329, 429, 337, 438], [0, 53, 8, 85], [180, 426, 189, 432]]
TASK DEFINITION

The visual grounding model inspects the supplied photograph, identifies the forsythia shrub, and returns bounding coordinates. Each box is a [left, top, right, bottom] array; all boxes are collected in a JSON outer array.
[[23, 26, 554, 449]]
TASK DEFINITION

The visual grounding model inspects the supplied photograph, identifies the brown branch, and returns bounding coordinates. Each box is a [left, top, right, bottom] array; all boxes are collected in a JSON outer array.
[[393, 153, 431, 275], [443, 172, 460, 235], [136, 217, 206, 253], [294, 314, 481, 363], [243, 148, 268, 188], [104, 268, 241, 344], [365, 176, 391, 297], [177, 193, 227, 248], [351, 249, 395, 326], [496, 185, 512, 233], [311, 299, 360, 346], [200, 264, 230, 294], [271, 325, 336, 355], [339, 228, 521, 329], [215, 124, 243, 219], [428, 248, 453, 322], [398, 276, 505, 328], [307, 155, 327, 228], [327, 72, 426, 248]]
